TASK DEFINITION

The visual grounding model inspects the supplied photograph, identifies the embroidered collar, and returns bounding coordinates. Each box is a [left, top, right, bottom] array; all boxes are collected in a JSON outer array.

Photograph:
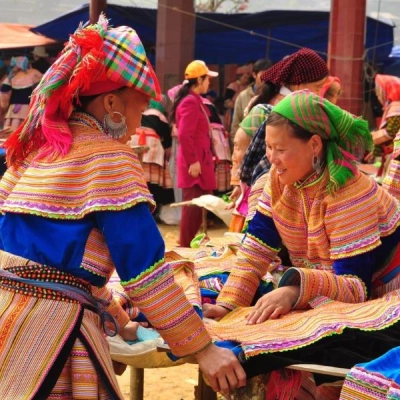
[[294, 166, 325, 190], [69, 111, 106, 134]]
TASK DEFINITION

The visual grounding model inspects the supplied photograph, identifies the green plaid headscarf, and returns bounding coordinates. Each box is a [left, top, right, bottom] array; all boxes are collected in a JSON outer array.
[[272, 90, 373, 193], [240, 104, 273, 136]]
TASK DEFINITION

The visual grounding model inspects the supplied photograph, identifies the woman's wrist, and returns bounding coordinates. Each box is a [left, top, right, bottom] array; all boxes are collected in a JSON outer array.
[[192, 341, 214, 359]]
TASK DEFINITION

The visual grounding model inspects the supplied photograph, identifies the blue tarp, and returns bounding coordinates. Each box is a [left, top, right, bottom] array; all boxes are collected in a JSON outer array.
[[31, 4, 394, 66]]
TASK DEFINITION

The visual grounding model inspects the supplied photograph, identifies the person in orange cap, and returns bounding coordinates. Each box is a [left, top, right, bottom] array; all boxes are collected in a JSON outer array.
[[170, 60, 220, 247]]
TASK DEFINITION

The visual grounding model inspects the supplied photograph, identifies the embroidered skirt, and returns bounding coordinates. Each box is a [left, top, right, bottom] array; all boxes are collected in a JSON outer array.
[[0, 259, 123, 399]]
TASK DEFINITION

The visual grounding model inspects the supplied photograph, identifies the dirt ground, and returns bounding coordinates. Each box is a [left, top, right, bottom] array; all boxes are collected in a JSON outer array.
[[116, 219, 227, 400]]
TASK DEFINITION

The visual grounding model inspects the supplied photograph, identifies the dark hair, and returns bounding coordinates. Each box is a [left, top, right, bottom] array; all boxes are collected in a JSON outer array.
[[75, 87, 128, 111], [266, 112, 314, 141], [248, 82, 278, 112], [169, 75, 207, 123], [253, 58, 272, 74]]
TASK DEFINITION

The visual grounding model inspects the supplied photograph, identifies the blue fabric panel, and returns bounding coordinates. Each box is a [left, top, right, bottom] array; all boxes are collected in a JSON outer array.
[[246, 211, 281, 250], [94, 203, 165, 283]]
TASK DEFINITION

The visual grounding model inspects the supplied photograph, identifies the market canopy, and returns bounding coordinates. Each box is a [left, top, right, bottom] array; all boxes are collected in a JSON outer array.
[[0, 23, 56, 50], [31, 4, 394, 66]]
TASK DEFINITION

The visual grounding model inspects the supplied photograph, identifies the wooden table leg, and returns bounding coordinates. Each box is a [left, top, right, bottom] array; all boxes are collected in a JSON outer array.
[[129, 367, 144, 400], [196, 368, 217, 400]]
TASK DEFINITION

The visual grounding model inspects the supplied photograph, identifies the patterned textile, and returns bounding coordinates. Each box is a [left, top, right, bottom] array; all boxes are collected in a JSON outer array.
[[215, 160, 232, 192], [131, 126, 165, 167], [388, 115, 400, 135], [272, 90, 373, 193], [251, 155, 271, 185], [0, 112, 155, 219], [217, 166, 400, 310], [101, 22, 160, 99], [373, 75, 400, 183], [340, 347, 400, 400], [263, 168, 399, 261], [239, 104, 273, 137], [0, 68, 43, 131], [193, 246, 238, 277], [0, 112, 214, 359], [246, 172, 269, 222], [0, 250, 130, 331], [0, 284, 122, 399], [49, 336, 113, 400], [383, 159, 400, 199], [260, 48, 328, 85], [390, 110, 400, 159], [122, 258, 211, 356], [240, 119, 270, 186], [107, 250, 204, 323], [141, 162, 173, 188], [207, 290, 400, 357], [280, 267, 366, 309], [4, 14, 161, 166], [0, 68, 42, 93], [3, 104, 30, 131]]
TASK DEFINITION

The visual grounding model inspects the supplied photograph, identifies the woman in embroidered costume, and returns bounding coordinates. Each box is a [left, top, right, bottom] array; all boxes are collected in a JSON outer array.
[[370, 74, 400, 181], [129, 96, 175, 219], [0, 16, 245, 399], [0, 56, 43, 132], [227, 49, 328, 235], [199, 90, 400, 397], [375, 74, 400, 200]]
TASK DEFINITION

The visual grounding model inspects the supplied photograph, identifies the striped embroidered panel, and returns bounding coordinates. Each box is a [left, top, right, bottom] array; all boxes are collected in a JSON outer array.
[[0, 123, 155, 218]]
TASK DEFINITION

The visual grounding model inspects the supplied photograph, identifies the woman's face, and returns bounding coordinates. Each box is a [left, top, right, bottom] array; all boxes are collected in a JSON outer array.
[[232, 128, 251, 166], [110, 87, 151, 141], [265, 123, 317, 185], [198, 76, 210, 94]]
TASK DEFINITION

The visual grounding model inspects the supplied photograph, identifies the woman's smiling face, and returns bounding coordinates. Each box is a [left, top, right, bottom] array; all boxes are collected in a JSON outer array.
[[265, 122, 317, 185]]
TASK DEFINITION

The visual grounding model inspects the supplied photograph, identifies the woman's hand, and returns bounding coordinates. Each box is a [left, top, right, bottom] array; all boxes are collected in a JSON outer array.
[[203, 304, 230, 321], [229, 185, 241, 202], [225, 186, 241, 210], [119, 320, 148, 341], [194, 343, 246, 398], [188, 161, 201, 178], [246, 286, 300, 324]]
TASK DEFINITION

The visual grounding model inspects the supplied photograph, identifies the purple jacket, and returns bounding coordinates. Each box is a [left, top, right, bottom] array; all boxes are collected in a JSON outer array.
[[176, 91, 216, 190]]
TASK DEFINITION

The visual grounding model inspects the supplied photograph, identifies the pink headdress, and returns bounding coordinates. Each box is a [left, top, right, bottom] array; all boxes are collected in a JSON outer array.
[[321, 76, 341, 98], [5, 14, 161, 167]]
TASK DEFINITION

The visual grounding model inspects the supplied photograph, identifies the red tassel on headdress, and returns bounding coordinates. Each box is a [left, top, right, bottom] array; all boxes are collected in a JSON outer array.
[[4, 24, 108, 167]]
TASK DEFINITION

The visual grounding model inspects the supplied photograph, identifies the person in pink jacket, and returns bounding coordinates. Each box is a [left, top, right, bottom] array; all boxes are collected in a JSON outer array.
[[170, 60, 218, 246]]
